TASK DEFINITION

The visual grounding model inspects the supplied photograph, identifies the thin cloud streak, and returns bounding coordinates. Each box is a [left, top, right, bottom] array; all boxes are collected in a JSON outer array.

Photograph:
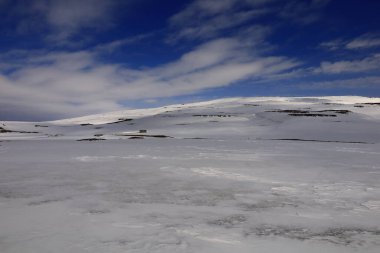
[[279, 0, 330, 25], [0, 37, 299, 120], [296, 76, 380, 89], [315, 54, 380, 74], [1, 0, 122, 43], [346, 34, 380, 50], [168, 0, 276, 42], [320, 33, 380, 51]]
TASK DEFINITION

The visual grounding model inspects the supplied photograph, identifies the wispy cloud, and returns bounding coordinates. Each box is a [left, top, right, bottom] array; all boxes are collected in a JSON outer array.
[[321, 33, 380, 51], [319, 39, 345, 51], [297, 76, 380, 89], [93, 32, 156, 53], [1, 0, 122, 44], [279, 0, 330, 24], [346, 34, 380, 50], [44, 0, 116, 41], [0, 0, 302, 120], [168, 0, 331, 44], [168, 0, 275, 42], [315, 54, 380, 74], [0, 36, 298, 120]]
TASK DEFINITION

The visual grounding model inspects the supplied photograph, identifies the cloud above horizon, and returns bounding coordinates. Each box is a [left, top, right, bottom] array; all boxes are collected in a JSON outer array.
[[0, 0, 122, 43], [321, 33, 380, 51], [0, 0, 379, 120], [0, 36, 299, 119]]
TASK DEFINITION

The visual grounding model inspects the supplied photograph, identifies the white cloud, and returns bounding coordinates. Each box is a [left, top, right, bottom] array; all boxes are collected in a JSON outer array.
[[315, 54, 380, 74], [297, 76, 380, 89], [5, 0, 121, 43], [94, 32, 156, 53], [171, 0, 273, 19], [168, 0, 330, 43], [168, 0, 275, 42], [319, 39, 345, 51], [45, 0, 116, 41], [45, 0, 112, 27], [0, 37, 298, 120], [320, 34, 380, 51], [279, 0, 330, 24], [346, 34, 380, 50]]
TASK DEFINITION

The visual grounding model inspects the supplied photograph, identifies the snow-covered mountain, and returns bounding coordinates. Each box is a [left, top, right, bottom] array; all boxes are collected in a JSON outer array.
[[1, 97, 380, 253], [1, 96, 380, 143]]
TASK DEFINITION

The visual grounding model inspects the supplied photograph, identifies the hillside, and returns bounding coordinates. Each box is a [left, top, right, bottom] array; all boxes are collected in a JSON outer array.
[[1, 96, 380, 143]]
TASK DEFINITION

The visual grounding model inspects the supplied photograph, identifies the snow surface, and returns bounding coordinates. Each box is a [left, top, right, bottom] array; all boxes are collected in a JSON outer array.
[[1, 96, 380, 252]]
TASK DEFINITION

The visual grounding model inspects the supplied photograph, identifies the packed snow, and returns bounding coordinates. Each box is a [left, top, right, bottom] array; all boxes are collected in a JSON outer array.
[[1, 96, 380, 253]]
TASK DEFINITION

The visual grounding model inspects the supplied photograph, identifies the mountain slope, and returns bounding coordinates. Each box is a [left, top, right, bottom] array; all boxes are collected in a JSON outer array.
[[1, 96, 379, 143]]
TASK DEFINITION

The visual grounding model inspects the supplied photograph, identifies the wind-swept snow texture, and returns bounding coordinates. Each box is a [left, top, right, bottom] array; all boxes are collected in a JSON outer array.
[[1, 96, 380, 253]]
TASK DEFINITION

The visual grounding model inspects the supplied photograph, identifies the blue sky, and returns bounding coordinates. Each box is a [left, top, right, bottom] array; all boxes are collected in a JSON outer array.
[[0, 0, 379, 120]]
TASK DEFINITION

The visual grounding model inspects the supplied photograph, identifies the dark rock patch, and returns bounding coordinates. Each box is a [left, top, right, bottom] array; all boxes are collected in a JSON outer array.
[[0, 127, 12, 133], [354, 103, 380, 107], [267, 109, 350, 117], [315, 110, 351, 114], [193, 114, 233, 117], [118, 134, 172, 138], [268, 110, 310, 114], [323, 103, 341, 105], [47, 134, 64, 137], [268, 138, 370, 144], [0, 127, 38, 134], [77, 138, 106, 141], [106, 118, 133, 124], [288, 113, 337, 117], [184, 137, 208, 139]]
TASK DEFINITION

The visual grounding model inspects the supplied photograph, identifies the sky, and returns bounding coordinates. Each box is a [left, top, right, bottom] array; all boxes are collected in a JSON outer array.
[[0, 0, 379, 121]]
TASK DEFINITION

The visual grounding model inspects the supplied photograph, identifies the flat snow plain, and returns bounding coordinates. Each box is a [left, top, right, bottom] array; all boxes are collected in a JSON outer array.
[[1, 96, 380, 253]]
